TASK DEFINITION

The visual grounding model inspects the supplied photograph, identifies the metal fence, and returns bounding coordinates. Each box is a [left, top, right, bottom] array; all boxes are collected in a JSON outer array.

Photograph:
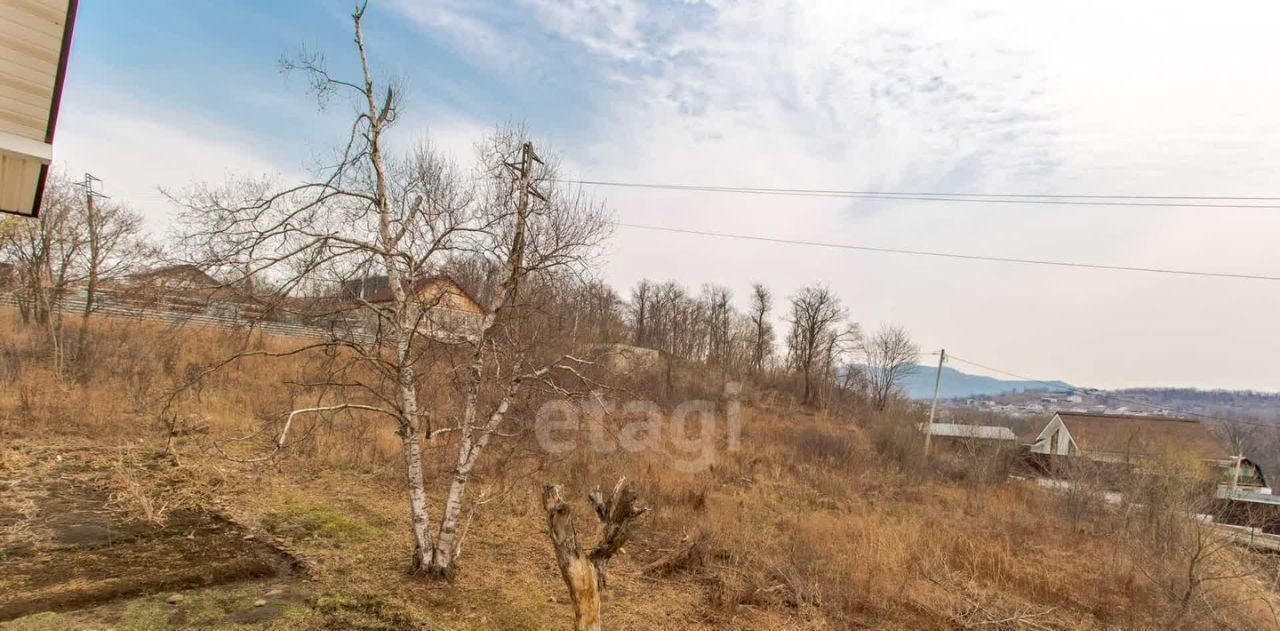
[[0, 291, 335, 340], [0, 290, 482, 343]]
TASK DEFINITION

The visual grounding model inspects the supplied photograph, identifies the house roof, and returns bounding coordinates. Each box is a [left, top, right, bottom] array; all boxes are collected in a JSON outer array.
[[346, 274, 484, 312], [129, 264, 221, 288], [0, 0, 78, 218], [1053, 411, 1231, 461], [918, 423, 1017, 440]]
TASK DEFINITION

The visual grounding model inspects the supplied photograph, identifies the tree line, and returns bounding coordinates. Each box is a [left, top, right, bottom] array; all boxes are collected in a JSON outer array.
[[0, 4, 923, 617]]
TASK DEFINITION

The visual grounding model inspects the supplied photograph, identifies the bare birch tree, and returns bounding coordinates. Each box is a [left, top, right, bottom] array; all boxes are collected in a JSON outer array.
[[171, 3, 608, 579], [702, 284, 732, 366], [629, 279, 654, 347]]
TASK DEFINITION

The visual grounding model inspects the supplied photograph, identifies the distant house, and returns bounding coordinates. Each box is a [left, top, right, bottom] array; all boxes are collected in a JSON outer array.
[[1028, 411, 1266, 489], [919, 423, 1017, 445], [114, 264, 275, 320], [127, 264, 221, 291], [588, 343, 661, 374], [339, 274, 485, 340]]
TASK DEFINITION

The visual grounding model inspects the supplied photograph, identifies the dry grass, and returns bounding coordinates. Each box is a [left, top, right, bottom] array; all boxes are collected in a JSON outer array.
[[4, 310, 1280, 630]]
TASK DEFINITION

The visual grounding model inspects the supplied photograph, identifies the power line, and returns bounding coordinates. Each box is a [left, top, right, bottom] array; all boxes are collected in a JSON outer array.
[[617, 223, 1280, 282], [945, 352, 1278, 430], [563, 179, 1280, 209]]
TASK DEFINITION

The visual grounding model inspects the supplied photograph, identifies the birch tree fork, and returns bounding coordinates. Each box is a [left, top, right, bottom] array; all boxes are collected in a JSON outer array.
[[171, 2, 609, 580], [425, 133, 611, 579]]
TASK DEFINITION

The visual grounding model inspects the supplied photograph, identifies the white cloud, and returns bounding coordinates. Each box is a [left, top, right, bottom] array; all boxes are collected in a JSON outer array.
[[406, 0, 1280, 390], [52, 81, 496, 240], [53, 85, 288, 236], [54, 0, 1280, 390]]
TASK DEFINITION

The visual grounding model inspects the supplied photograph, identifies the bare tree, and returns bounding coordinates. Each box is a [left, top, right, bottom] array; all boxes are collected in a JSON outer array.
[[1115, 452, 1261, 628], [861, 324, 919, 411], [629, 279, 654, 347], [702, 284, 733, 366], [1212, 420, 1257, 463], [171, 3, 608, 579], [748, 282, 773, 373], [77, 197, 156, 350], [0, 173, 85, 370], [785, 285, 847, 405]]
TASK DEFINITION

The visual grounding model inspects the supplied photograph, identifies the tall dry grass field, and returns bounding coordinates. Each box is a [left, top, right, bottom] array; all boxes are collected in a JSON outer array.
[[3, 311, 1280, 630]]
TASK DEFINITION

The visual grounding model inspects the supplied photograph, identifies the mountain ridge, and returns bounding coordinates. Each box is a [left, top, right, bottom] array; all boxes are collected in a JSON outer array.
[[894, 364, 1072, 399]]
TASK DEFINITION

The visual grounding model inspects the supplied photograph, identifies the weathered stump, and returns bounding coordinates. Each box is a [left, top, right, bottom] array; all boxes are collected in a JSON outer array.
[[542, 479, 648, 631]]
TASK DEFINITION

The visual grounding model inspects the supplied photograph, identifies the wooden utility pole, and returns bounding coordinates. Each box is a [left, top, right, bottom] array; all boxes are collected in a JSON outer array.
[[74, 173, 107, 353], [924, 348, 946, 457], [497, 141, 546, 305], [75, 173, 107, 316]]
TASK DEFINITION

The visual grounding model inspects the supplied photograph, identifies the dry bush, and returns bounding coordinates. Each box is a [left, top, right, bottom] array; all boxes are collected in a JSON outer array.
[[862, 402, 927, 475], [930, 440, 1020, 486]]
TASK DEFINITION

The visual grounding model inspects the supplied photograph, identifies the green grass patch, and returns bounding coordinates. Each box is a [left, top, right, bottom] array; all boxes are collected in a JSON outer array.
[[1, 612, 69, 631], [316, 590, 416, 630], [118, 597, 173, 631], [262, 501, 374, 544]]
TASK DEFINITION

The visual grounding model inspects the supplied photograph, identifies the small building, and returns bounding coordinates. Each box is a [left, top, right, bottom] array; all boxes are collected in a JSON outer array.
[[111, 264, 284, 321], [127, 264, 222, 291], [919, 423, 1017, 444], [342, 274, 485, 340], [0, 0, 77, 217], [587, 343, 661, 374], [1028, 411, 1266, 489]]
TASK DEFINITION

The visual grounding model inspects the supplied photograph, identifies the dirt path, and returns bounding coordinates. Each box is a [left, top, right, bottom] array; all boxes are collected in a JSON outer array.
[[0, 442, 299, 623]]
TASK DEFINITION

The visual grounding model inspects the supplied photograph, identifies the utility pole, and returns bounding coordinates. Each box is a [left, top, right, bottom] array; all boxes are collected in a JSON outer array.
[[501, 142, 546, 302], [76, 175, 108, 309], [73, 173, 108, 351], [924, 348, 946, 458]]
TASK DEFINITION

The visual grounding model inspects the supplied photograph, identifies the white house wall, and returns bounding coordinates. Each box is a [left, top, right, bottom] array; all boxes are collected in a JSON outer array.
[[1031, 414, 1076, 455]]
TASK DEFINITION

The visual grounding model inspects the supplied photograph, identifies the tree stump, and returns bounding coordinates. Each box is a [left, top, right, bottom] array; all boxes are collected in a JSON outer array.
[[543, 478, 648, 631]]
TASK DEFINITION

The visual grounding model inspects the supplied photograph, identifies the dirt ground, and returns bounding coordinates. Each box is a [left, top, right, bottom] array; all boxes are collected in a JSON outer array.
[[0, 441, 311, 629], [0, 434, 803, 631]]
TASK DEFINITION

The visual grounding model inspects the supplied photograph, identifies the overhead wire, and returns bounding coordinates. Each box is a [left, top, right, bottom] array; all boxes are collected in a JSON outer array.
[[561, 179, 1280, 209], [617, 223, 1280, 282]]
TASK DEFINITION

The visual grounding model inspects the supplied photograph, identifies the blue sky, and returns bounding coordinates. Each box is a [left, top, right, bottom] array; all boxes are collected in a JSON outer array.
[[51, 0, 1280, 390], [65, 1, 611, 165]]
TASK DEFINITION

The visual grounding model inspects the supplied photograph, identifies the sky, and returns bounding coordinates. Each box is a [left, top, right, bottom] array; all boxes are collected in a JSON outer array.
[[48, 0, 1280, 391]]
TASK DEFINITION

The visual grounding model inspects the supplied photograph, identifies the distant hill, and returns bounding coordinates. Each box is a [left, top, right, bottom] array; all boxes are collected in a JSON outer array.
[[896, 365, 1072, 400]]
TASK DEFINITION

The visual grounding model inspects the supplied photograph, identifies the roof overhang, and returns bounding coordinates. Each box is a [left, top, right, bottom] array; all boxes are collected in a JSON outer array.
[[0, 0, 79, 218]]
